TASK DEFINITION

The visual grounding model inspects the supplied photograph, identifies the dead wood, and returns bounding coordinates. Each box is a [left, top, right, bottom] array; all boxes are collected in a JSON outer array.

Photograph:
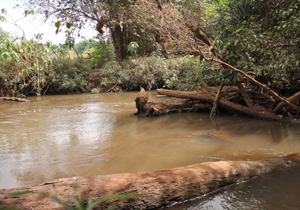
[[0, 97, 30, 102], [205, 58, 300, 113], [273, 91, 300, 114], [210, 83, 223, 117], [157, 88, 300, 124], [134, 88, 209, 116], [1, 152, 300, 210], [236, 81, 253, 107], [247, 91, 275, 103], [224, 92, 239, 100]]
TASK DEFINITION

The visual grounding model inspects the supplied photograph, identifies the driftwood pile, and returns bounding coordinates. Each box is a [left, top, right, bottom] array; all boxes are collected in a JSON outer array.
[[134, 81, 300, 124]]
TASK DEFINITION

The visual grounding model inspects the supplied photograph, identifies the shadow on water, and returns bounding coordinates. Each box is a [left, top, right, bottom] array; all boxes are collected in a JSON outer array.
[[0, 91, 300, 208]]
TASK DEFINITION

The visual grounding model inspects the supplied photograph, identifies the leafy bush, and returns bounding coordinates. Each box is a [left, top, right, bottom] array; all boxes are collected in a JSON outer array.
[[206, 0, 300, 89]]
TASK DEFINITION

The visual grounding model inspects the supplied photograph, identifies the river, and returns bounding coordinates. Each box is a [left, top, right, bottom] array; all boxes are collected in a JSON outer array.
[[1, 91, 300, 209]]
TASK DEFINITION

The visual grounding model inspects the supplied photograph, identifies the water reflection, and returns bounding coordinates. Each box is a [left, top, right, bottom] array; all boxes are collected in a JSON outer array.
[[0, 91, 300, 190]]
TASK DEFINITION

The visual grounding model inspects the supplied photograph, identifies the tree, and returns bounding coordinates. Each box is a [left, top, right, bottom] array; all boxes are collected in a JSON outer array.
[[207, 0, 300, 90], [25, 0, 157, 59], [129, 0, 300, 119]]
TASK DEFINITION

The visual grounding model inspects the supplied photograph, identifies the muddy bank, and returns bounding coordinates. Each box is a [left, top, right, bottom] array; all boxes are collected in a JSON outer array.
[[1, 152, 300, 210]]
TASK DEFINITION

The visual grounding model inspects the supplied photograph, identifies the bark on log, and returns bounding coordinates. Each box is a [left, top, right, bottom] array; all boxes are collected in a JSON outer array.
[[157, 88, 300, 124], [134, 88, 209, 116], [273, 91, 300, 114], [0, 97, 30, 102], [1, 152, 300, 210], [210, 83, 223, 117], [236, 81, 253, 107]]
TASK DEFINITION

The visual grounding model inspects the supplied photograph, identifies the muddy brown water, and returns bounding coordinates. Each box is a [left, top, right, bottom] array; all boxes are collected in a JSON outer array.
[[1, 91, 300, 209]]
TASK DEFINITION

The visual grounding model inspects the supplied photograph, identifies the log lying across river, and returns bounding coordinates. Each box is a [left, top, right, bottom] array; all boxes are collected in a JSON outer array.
[[1, 152, 300, 210]]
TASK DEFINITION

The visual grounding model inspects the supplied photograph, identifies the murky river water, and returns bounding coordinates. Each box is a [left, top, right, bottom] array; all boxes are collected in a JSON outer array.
[[1, 91, 300, 209]]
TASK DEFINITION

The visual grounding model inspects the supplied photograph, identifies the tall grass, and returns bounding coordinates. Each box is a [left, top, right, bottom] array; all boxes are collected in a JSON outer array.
[[0, 36, 223, 97], [0, 37, 91, 96]]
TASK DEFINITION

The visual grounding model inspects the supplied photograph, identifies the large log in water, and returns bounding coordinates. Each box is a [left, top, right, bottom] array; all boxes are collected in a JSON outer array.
[[1, 152, 300, 210], [134, 88, 209, 116], [156, 88, 300, 124]]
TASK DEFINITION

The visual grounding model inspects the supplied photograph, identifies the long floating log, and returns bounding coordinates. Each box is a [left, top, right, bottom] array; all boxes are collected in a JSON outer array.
[[1, 152, 300, 210], [157, 88, 300, 124]]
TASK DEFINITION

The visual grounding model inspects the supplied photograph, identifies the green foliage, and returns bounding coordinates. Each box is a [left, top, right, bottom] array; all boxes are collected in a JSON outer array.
[[27, 0, 159, 60], [89, 41, 116, 67], [91, 56, 223, 92], [51, 194, 153, 210], [91, 88, 100, 94], [24, 9, 34, 16], [74, 39, 98, 55], [206, 0, 300, 88], [0, 34, 91, 96], [127, 42, 139, 54]]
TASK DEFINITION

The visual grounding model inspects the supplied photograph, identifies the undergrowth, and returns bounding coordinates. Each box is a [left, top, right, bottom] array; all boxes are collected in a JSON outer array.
[[0, 36, 226, 97]]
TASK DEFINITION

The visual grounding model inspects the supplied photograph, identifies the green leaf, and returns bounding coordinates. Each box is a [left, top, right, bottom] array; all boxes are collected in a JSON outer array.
[[24, 9, 34, 17], [1, 8, 7, 15], [0, 15, 6, 22], [55, 21, 61, 28], [11, 52, 19, 61], [1, 52, 10, 59], [21, 69, 29, 75], [66, 22, 72, 29], [127, 42, 139, 54], [67, 196, 84, 210]]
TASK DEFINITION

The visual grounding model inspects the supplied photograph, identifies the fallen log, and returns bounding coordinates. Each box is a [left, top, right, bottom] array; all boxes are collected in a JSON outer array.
[[157, 88, 300, 124], [273, 91, 300, 114], [134, 88, 209, 116], [0, 97, 30, 102], [1, 152, 300, 210]]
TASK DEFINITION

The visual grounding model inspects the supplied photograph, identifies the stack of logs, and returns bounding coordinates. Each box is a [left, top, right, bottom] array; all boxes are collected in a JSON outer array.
[[134, 81, 300, 124]]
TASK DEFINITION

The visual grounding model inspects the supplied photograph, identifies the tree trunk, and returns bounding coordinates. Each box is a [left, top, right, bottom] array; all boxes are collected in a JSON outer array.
[[110, 24, 131, 60], [1, 152, 300, 210]]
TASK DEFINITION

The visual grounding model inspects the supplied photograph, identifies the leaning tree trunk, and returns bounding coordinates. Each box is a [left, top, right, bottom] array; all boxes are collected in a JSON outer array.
[[1, 152, 300, 210]]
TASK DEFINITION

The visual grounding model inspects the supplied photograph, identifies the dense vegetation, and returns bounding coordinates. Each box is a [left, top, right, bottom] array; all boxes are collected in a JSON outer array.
[[0, 0, 299, 98]]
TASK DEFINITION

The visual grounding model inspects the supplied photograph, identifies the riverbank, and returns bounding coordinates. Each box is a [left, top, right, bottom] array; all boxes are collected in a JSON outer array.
[[0, 56, 214, 97]]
